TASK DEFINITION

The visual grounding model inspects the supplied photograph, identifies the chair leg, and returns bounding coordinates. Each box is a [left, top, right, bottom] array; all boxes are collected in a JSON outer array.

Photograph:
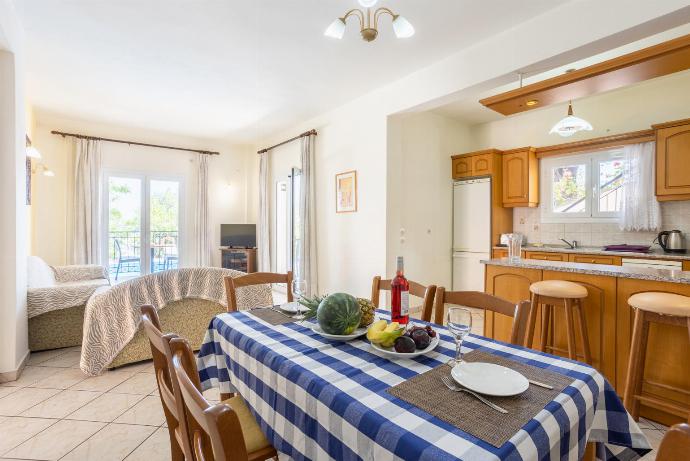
[[539, 304, 552, 353], [115, 261, 121, 281], [564, 299, 578, 360], [576, 299, 592, 364], [525, 294, 539, 348], [624, 308, 649, 420]]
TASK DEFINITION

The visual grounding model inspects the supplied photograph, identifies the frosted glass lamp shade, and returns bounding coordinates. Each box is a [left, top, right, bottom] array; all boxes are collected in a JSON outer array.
[[392, 15, 415, 38], [549, 115, 593, 137], [26, 146, 42, 159], [324, 18, 346, 39], [358, 0, 378, 7], [43, 168, 55, 177]]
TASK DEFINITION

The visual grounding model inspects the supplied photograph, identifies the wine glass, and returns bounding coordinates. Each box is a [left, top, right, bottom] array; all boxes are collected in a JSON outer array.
[[291, 279, 307, 319], [446, 307, 473, 367]]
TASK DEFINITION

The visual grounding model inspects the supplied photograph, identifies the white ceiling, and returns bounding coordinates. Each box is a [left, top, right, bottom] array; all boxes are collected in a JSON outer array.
[[18, 0, 568, 141]]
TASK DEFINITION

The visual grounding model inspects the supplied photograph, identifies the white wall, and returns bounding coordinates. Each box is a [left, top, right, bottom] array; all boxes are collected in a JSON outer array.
[[0, 0, 28, 377], [255, 0, 689, 297], [30, 113, 255, 269], [386, 113, 475, 289]]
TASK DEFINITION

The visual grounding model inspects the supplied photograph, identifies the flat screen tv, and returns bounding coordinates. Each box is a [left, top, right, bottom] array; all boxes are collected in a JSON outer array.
[[221, 224, 257, 248]]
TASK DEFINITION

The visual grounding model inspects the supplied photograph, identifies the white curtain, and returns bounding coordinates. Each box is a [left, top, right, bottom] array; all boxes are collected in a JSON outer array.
[[257, 152, 271, 271], [298, 134, 318, 296], [71, 138, 102, 265], [194, 154, 211, 266], [619, 141, 661, 231]]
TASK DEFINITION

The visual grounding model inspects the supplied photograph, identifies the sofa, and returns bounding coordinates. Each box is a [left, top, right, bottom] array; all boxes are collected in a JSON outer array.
[[27, 256, 110, 351]]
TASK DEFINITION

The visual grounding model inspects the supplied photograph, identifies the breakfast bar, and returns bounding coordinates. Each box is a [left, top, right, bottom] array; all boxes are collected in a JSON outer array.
[[481, 257, 690, 427]]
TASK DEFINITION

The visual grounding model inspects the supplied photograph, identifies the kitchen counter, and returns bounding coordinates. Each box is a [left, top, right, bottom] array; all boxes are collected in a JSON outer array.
[[482, 257, 690, 284], [493, 245, 690, 261]]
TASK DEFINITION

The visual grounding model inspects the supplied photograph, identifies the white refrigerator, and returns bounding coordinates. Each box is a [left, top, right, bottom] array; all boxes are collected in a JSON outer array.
[[452, 178, 491, 291]]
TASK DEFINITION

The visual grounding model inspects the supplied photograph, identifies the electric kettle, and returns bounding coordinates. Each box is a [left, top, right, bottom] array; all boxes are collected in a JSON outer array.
[[655, 230, 686, 253]]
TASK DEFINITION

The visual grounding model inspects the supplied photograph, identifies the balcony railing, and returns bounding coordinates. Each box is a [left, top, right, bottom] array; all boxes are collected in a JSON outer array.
[[109, 230, 179, 278]]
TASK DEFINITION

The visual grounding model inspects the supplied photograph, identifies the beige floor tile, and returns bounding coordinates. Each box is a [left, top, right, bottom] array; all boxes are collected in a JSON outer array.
[[642, 427, 665, 450], [4, 419, 105, 460], [70, 371, 135, 392], [110, 373, 158, 395], [0, 388, 61, 416], [67, 393, 145, 423], [0, 416, 57, 455], [26, 349, 71, 366], [116, 361, 154, 374], [124, 427, 171, 461], [21, 390, 101, 419], [61, 423, 156, 461], [29, 368, 87, 390], [1, 366, 62, 388], [0, 386, 20, 399], [114, 396, 165, 426], [36, 351, 81, 368]]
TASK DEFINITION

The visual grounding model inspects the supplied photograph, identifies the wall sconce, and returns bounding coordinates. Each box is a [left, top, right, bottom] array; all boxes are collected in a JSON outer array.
[[32, 162, 55, 177], [26, 135, 54, 176]]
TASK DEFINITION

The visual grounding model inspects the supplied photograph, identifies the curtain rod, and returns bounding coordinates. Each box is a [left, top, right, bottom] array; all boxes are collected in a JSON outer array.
[[257, 129, 317, 154], [50, 130, 220, 155]]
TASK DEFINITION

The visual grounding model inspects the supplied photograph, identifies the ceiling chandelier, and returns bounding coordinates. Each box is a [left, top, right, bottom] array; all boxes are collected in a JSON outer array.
[[325, 0, 415, 42], [550, 101, 593, 137]]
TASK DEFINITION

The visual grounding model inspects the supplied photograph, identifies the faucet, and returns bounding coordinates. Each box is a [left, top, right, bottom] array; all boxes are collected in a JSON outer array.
[[560, 238, 578, 249]]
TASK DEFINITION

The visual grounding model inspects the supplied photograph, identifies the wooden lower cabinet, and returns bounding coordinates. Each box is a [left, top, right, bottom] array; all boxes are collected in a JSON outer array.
[[616, 278, 690, 426], [684, 260, 690, 271], [568, 253, 622, 266], [524, 251, 568, 262], [492, 248, 508, 259]]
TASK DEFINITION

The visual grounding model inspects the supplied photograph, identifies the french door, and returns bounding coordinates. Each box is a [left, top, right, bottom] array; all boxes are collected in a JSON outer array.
[[103, 172, 183, 281]]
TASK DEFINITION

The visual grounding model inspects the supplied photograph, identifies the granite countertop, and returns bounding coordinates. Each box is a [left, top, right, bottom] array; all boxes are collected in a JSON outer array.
[[481, 258, 690, 284], [493, 245, 690, 261]]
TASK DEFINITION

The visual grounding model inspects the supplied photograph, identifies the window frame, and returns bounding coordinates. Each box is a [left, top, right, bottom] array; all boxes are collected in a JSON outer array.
[[541, 149, 624, 223]]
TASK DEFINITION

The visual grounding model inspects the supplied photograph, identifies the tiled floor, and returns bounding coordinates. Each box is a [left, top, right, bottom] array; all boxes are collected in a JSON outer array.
[[0, 346, 219, 461], [0, 345, 670, 460]]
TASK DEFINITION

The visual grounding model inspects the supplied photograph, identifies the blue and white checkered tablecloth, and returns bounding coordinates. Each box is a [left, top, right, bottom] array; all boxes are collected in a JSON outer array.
[[197, 310, 650, 461]]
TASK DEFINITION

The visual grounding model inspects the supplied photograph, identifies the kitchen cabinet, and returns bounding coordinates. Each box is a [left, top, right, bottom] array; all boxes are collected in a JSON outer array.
[[654, 118, 690, 201], [492, 248, 508, 258], [502, 147, 539, 207], [524, 251, 568, 262], [451, 149, 501, 179], [684, 261, 690, 271], [568, 253, 622, 266]]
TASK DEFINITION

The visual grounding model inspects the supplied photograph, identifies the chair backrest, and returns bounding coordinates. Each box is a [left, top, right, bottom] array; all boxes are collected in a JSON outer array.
[[140, 305, 193, 460], [170, 337, 249, 461], [433, 289, 531, 345], [114, 239, 122, 259], [225, 271, 293, 312], [656, 423, 690, 461], [371, 276, 437, 322]]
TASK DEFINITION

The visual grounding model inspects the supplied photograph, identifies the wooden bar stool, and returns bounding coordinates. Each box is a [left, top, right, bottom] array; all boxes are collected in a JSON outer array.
[[623, 292, 690, 421], [525, 280, 592, 364]]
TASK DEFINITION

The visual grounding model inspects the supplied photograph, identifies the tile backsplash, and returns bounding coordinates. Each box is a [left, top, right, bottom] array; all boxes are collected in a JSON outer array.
[[513, 201, 690, 247]]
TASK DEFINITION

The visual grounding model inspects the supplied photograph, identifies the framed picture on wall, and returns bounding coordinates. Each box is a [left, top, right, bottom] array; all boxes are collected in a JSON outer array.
[[335, 170, 357, 213]]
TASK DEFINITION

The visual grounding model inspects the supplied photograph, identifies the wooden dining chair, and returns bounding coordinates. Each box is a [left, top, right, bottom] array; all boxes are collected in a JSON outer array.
[[225, 271, 293, 312], [432, 288, 532, 346], [656, 423, 690, 461], [169, 337, 278, 461], [140, 305, 192, 461], [371, 276, 437, 322]]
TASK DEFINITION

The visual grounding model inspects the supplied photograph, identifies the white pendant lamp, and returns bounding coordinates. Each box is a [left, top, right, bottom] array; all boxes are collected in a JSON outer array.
[[358, 0, 378, 7], [550, 101, 593, 137], [392, 15, 415, 38], [325, 3, 414, 42]]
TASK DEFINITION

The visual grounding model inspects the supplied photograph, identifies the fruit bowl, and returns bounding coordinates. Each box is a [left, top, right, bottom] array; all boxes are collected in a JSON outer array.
[[369, 335, 440, 358], [309, 324, 368, 341]]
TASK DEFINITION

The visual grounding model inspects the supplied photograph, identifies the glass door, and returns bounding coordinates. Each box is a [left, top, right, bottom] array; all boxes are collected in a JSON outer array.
[[105, 173, 182, 282]]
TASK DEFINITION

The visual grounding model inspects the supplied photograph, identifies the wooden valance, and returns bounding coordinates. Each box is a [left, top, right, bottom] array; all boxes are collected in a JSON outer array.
[[535, 129, 655, 158]]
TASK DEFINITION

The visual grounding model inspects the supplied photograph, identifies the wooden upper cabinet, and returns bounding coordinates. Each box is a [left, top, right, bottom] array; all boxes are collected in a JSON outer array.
[[502, 147, 538, 207], [654, 118, 690, 201], [451, 149, 501, 180]]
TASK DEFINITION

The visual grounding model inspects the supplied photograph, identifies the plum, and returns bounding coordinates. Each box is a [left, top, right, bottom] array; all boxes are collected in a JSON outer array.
[[411, 329, 431, 349], [394, 336, 416, 353]]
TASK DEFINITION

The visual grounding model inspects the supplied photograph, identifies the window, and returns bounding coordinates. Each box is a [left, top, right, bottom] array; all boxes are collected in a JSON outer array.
[[273, 167, 302, 279], [541, 149, 625, 223]]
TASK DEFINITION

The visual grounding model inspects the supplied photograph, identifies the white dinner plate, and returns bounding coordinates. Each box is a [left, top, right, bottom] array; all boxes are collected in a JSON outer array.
[[279, 301, 307, 314], [310, 324, 368, 341], [451, 362, 529, 397], [369, 335, 440, 359]]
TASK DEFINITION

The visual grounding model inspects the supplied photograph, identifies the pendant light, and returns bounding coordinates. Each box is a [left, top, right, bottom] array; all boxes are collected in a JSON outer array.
[[325, 4, 414, 42], [550, 101, 593, 137]]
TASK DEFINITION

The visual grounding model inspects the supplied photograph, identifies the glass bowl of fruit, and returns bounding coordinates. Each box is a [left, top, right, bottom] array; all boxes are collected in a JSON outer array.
[[367, 320, 440, 358]]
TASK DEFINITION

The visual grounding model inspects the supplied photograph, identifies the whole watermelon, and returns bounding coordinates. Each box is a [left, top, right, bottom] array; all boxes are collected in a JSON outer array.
[[317, 293, 362, 335]]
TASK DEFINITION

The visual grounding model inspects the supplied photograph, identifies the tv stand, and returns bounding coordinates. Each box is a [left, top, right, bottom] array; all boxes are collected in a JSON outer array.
[[220, 247, 257, 273]]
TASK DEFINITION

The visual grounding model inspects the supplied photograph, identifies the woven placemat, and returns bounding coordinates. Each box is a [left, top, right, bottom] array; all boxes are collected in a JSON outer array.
[[387, 350, 575, 448], [248, 307, 298, 326]]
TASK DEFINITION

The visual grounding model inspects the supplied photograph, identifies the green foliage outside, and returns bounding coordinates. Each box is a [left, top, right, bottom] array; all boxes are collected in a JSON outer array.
[[552, 166, 585, 210]]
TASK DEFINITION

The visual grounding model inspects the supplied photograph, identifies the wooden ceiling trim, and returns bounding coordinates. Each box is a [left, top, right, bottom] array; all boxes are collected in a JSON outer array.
[[535, 129, 655, 158], [480, 34, 690, 116]]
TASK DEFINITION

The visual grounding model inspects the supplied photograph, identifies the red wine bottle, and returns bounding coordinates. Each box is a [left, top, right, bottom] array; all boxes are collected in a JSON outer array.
[[391, 256, 410, 324]]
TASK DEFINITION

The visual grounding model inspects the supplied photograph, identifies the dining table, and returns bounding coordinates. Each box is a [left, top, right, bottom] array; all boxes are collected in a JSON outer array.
[[196, 309, 651, 461]]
